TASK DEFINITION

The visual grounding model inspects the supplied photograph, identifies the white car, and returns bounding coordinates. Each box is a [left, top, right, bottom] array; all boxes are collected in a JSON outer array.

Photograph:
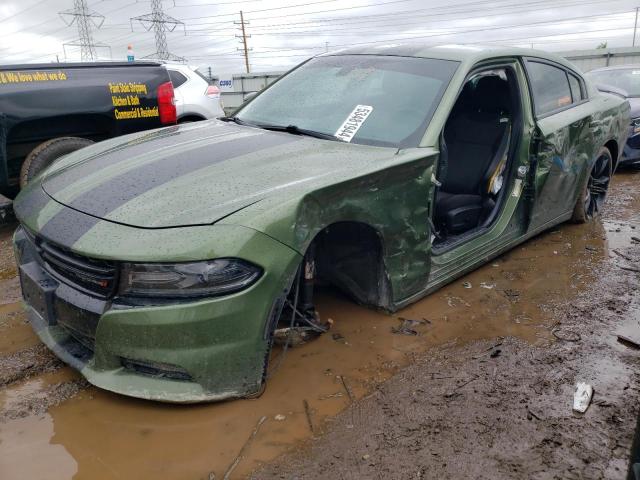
[[164, 64, 224, 122]]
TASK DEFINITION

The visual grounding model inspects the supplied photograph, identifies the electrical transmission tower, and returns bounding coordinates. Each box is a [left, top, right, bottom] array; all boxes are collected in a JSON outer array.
[[59, 0, 109, 61], [131, 0, 186, 63], [235, 11, 252, 73]]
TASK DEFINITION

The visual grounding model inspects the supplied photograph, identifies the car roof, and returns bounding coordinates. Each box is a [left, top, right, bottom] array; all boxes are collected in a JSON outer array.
[[587, 64, 640, 72], [321, 43, 580, 74]]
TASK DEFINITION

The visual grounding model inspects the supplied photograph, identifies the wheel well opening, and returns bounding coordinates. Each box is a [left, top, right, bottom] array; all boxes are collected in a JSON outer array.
[[178, 115, 206, 123], [605, 139, 619, 169], [313, 222, 391, 309]]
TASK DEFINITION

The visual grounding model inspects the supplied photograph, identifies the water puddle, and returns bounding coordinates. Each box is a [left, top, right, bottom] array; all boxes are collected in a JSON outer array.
[[0, 303, 38, 355], [1, 173, 637, 479]]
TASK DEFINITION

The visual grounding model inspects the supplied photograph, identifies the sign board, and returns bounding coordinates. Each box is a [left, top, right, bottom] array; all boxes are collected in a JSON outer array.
[[218, 77, 234, 91]]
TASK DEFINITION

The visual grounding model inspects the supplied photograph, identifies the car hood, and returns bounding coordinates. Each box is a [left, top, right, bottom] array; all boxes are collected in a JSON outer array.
[[41, 121, 396, 228]]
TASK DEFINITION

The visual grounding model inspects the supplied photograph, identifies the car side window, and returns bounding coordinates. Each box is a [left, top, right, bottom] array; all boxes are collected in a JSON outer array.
[[527, 61, 573, 116], [568, 73, 583, 103], [168, 70, 188, 88]]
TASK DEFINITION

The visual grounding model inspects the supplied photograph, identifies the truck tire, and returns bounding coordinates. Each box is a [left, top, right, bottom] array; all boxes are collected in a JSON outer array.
[[571, 146, 612, 224], [20, 137, 94, 188]]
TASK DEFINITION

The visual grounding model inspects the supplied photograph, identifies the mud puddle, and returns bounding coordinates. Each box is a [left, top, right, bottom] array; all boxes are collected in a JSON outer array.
[[0, 174, 635, 479]]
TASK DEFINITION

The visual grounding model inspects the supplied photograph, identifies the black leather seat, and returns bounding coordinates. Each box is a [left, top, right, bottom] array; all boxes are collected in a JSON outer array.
[[435, 75, 511, 236]]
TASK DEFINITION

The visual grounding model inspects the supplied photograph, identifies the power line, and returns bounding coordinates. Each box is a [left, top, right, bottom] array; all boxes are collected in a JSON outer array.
[[186, 0, 627, 27], [131, 0, 186, 62], [0, 0, 48, 23], [184, 0, 419, 22], [59, 0, 108, 61]]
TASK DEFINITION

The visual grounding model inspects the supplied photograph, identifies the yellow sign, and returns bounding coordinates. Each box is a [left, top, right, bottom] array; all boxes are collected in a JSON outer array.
[[0, 70, 68, 84], [109, 82, 155, 120]]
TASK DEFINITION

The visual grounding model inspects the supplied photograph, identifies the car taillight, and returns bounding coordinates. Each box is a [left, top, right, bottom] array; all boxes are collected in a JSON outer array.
[[206, 85, 220, 98], [157, 81, 177, 125]]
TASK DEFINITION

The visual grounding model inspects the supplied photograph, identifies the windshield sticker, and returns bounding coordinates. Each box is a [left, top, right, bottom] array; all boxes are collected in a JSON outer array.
[[633, 71, 640, 75], [335, 105, 373, 142]]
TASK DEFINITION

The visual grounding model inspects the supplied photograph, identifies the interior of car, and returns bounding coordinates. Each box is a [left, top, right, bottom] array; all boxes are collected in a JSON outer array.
[[432, 68, 520, 248]]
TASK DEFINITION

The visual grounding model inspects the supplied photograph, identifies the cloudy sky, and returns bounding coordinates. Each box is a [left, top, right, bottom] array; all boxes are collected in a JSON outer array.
[[1, 0, 640, 74]]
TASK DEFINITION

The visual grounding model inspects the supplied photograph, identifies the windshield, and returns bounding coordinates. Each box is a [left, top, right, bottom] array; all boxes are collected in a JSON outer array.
[[235, 55, 459, 148], [587, 68, 640, 97]]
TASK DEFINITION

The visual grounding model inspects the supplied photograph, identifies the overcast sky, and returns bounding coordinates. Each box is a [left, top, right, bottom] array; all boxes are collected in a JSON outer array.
[[1, 0, 640, 74]]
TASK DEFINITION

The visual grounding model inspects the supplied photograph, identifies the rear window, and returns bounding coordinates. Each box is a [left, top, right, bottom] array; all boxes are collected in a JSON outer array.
[[168, 70, 188, 88], [527, 61, 573, 116]]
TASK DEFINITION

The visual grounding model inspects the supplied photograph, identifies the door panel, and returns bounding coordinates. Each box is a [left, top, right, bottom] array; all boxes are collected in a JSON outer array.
[[528, 103, 593, 230]]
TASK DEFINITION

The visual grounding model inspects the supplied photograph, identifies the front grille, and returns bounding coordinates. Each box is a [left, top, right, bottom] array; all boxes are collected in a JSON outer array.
[[38, 240, 118, 298]]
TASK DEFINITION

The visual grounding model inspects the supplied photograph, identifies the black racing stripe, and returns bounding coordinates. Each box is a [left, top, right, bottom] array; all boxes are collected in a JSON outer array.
[[13, 185, 51, 222], [39, 206, 101, 248], [65, 132, 299, 219], [43, 127, 186, 195]]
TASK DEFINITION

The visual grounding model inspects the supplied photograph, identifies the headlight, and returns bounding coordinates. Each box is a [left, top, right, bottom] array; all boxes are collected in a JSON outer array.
[[632, 118, 640, 134], [119, 259, 262, 298]]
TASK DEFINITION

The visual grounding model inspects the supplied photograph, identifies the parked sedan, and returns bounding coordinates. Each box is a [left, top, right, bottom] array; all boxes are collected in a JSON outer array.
[[586, 65, 640, 167], [165, 63, 224, 122], [13, 45, 629, 402]]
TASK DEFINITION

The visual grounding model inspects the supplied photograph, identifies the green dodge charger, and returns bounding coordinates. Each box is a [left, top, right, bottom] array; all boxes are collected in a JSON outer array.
[[13, 45, 630, 402]]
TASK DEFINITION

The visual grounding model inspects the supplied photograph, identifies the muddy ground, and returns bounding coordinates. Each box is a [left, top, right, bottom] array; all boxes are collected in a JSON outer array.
[[1, 172, 640, 479]]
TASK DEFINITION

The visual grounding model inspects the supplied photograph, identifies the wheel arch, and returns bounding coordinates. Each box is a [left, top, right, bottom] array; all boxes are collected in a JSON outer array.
[[178, 114, 207, 123], [604, 138, 619, 171], [308, 221, 393, 310]]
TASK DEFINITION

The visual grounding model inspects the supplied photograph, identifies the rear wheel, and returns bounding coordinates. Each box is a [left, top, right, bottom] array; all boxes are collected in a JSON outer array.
[[20, 137, 94, 188], [572, 146, 612, 223]]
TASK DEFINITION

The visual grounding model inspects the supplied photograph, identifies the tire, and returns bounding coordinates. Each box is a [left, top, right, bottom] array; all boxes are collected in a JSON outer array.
[[571, 146, 612, 224], [19, 137, 94, 188]]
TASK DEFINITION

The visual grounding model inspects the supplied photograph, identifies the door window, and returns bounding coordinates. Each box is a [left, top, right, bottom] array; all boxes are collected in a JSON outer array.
[[527, 61, 573, 116]]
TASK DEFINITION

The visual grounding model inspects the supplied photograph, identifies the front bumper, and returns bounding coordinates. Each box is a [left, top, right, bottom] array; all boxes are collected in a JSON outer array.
[[14, 225, 300, 403]]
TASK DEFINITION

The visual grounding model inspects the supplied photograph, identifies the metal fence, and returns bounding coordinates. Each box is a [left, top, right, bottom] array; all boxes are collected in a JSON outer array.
[[207, 71, 284, 111], [559, 47, 640, 72]]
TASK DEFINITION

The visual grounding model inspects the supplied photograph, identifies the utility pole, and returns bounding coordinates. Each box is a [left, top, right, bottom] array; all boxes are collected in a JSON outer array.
[[59, 0, 106, 61], [634, 7, 639, 47], [131, 0, 186, 62], [235, 11, 251, 73]]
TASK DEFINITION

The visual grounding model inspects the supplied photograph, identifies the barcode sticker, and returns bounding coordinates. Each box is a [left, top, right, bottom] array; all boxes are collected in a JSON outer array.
[[334, 105, 373, 142]]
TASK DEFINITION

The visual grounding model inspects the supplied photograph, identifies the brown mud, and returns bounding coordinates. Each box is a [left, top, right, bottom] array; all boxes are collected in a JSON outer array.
[[0, 172, 639, 479]]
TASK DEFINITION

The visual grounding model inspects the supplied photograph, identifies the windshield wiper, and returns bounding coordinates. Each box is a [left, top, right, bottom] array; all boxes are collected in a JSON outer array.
[[219, 118, 341, 142], [254, 123, 342, 141], [219, 116, 248, 125]]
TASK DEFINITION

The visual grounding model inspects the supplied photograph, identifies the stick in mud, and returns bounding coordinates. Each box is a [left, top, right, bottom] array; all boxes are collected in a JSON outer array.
[[303, 399, 315, 434], [339, 375, 355, 403], [222, 415, 267, 480]]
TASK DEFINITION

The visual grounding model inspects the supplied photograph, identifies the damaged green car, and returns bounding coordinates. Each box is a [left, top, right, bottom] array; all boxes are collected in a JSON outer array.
[[13, 45, 629, 402]]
